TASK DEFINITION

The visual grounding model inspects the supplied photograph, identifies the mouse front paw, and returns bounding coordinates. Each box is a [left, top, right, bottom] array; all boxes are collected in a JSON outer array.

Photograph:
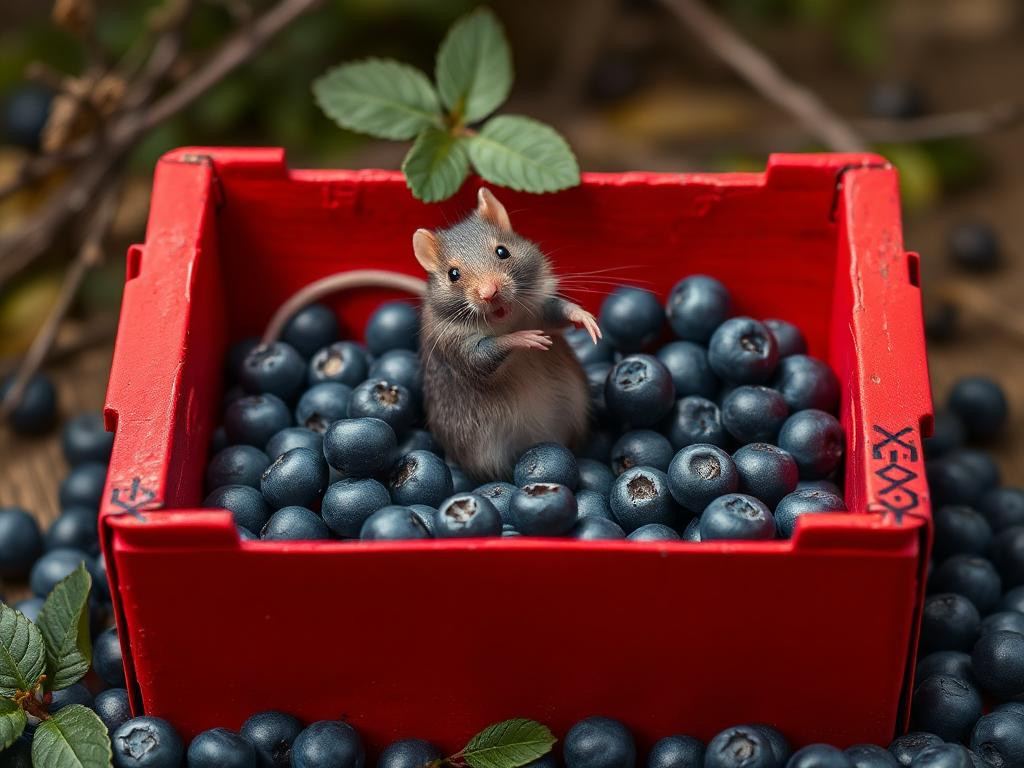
[[567, 306, 603, 344], [503, 330, 553, 351]]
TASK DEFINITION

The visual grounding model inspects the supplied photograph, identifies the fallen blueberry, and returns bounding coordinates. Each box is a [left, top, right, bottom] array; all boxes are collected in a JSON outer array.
[[434, 493, 502, 538], [510, 483, 579, 536], [29, 547, 90, 597], [667, 444, 738, 513], [1, 373, 57, 434], [61, 411, 113, 466], [979, 488, 1024, 532], [515, 442, 579, 490], [925, 411, 966, 459], [930, 554, 1002, 614], [59, 461, 107, 510], [933, 505, 993, 561], [389, 450, 454, 507], [111, 716, 184, 768], [949, 376, 1008, 441], [93, 625, 125, 687], [948, 221, 1001, 273], [927, 450, 1001, 507], [610, 466, 679, 532], [0, 506, 43, 579]]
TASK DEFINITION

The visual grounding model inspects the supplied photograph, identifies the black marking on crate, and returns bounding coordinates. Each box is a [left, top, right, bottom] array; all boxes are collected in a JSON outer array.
[[871, 425, 920, 521], [829, 162, 892, 223], [109, 477, 160, 520]]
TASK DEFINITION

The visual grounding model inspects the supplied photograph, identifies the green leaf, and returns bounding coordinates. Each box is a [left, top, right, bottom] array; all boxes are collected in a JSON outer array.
[[435, 7, 513, 124], [468, 116, 580, 194], [462, 719, 556, 768], [0, 698, 27, 750], [36, 563, 93, 691], [0, 604, 46, 697], [402, 128, 471, 202], [32, 705, 112, 768], [313, 58, 443, 140]]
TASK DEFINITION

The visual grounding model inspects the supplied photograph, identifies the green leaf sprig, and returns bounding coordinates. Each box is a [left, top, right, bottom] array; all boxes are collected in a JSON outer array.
[[313, 8, 580, 202], [432, 718, 556, 768]]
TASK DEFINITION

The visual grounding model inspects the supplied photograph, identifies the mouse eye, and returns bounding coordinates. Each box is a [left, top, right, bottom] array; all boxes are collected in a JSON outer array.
[[495, 245, 510, 260], [447, 267, 461, 282]]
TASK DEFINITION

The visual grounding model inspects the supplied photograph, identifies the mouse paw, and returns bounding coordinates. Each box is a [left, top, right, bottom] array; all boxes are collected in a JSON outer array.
[[567, 306, 602, 344], [504, 330, 553, 351]]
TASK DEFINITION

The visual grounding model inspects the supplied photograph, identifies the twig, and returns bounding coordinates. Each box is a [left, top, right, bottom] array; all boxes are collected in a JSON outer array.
[[857, 103, 1022, 144], [0, 316, 117, 379], [657, 0, 868, 152], [1, 182, 120, 417], [936, 282, 1024, 347]]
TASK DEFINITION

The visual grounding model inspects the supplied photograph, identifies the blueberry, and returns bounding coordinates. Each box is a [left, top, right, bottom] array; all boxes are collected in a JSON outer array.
[[204, 485, 271, 534], [788, 745, 854, 768], [564, 716, 635, 768], [292, 720, 365, 768], [657, 341, 719, 399], [1, 373, 57, 434], [926, 411, 966, 459], [648, 735, 704, 768], [612, 430, 673, 475], [909, 746, 972, 768], [226, 337, 261, 385], [0, 736, 31, 767], [928, 450, 1001, 507], [0, 506, 43, 578], [751, 726, 790, 767], [240, 710, 303, 768], [445, 466, 472, 494], [14, 597, 44, 621], [582, 430, 615, 463], [868, 81, 926, 120], [930, 554, 1002, 613], [378, 739, 443, 768], [733, 444, 799, 509], [321, 478, 390, 538], [360, 505, 431, 540], [889, 735, 945, 768], [708, 317, 779, 385], [772, 355, 839, 414], [95, 688, 132, 733], [666, 275, 731, 343], [701, 494, 775, 540], [510, 483, 578, 536], [920, 593, 980, 654], [207, 444, 271, 490], [610, 466, 679, 532], [409, 505, 437, 534], [2, 83, 53, 150], [210, 426, 228, 455], [474, 481, 518, 523], [796, 480, 843, 495], [29, 547, 88, 597], [515, 442, 579, 489], [934, 506, 993, 561], [998, 703, 1024, 718], [389, 450, 453, 507], [112, 716, 184, 768], [972, 629, 1024, 699], [50, 681, 94, 711], [59, 461, 107, 510], [366, 301, 419, 355], [370, 350, 423, 399], [949, 221, 1001, 273], [90, 625, 125, 687], [295, 383, 353, 433], [396, 429, 442, 458], [981, 612, 1024, 637], [434, 493, 502, 538], [681, 516, 701, 542], [308, 342, 370, 387], [846, 745, 899, 768], [188, 727, 257, 768], [323, 417, 397, 478], [261, 506, 330, 540], [240, 342, 306, 401], [925, 302, 959, 345], [572, 516, 626, 540], [61, 411, 113, 466], [261, 447, 328, 510], [1002, 586, 1024, 614], [778, 410, 844, 479], [578, 459, 615, 495], [949, 376, 1008, 441], [266, 427, 324, 460], [600, 287, 664, 353], [763, 319, 806, 358], [43, 506, 98, 555], [722, 386, 789, 444], [705, 725, 774, 768], [970, 711, 1024, 768], [586, 363, 613, 425], [665, 396, 729, 450], [348, 379, 417, 436], [667, 444, 738, 513], [628, 523, 680, 541], [282, 303, 339, 358], [566, 327, 615, 366], [917, 651, 976, 687], [577, 490, 614, 520], [992, 527, 1024, 588], [605, 355, 675, 427], [911, 672, 983, 742], [980, 488, 1024, 532], [225, 394, 292, 449]]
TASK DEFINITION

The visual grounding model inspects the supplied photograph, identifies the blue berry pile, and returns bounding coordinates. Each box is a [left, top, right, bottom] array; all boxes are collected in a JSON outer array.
[[207, 277, 847, 542]]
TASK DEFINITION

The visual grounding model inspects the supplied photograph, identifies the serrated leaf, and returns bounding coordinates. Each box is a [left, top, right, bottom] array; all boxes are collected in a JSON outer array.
[[0, 605, 46, 697], [32, 705, 112, 768], [313, 58, 443, 140], [462, 719, 556, 768], [468, 116, 580, 194], [402, 128, 471, 202], [435, 7, 513, 124], [0, 698, 27, 750], [36, 563, 93, 691]]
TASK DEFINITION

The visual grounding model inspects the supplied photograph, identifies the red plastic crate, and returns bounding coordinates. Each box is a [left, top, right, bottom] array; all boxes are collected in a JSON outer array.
[[99, 149, 933, 751]]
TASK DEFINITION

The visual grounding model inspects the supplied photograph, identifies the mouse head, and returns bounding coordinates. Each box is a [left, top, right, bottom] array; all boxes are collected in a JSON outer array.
[[413, 187, 555, 328]]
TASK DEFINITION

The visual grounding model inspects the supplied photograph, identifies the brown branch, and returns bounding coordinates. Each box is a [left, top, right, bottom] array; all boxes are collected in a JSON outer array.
[[857, 103, 1022, 144], [0, 316, 117, 378], [657, 0, 868, 153], [937, 282, 1024, 347]]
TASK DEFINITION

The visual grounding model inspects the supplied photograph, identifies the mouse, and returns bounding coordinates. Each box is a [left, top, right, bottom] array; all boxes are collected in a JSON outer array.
[[260, 187, 600, 482]]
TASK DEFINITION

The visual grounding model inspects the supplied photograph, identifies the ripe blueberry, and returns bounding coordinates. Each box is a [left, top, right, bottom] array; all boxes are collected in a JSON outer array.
[[888, 734, 944, 768], [981, 611, 1024, 637], [763, 319, 806, 358], [308, 342, 369, 387], [266, 427, 323, 461], [600, 287, 664, 353], [295, 383, 353, 433], [916, 651, 976, 687], [2, 83, 53, 150], [911, 673, 983, 742], [95, 688, 132, 734], [610, 466, 679, 532], [240, 342, 306, 401], [389, 450, 454, 507], [260, 447, 328, 510], [948, 221, 1001, 273], [449, 465, 474, 494], [564, 716, 636, 768], [927, 449, 1000, 507], [979, 488, 1024, 532], [409, 505, 437, 534], [612, 430, 674, 475], [708, 317, 779, 385], [868, 81, 926, 120], [365, 301, 419, 355], [323, 417, 397, 478], [29, 547, 89, 597], [846, 745, 899, 768], [578, 459, 615, 496], [111, 716, 184, 768], [970, 710, 1024, 768], [360, 506, 431, 540], [657, 341, 719, 399], [292, 720, 365, 768], [187, 728, 257, 768], [50, 681, 93, 712], [933, 506, 993, 561], [282, 303, 339, 358], [681, 516, 701, 542], [225, 394, 292, 449], [925, 411, 966, 459], [348, 379, 417, 437], [240, 710, 303, 768], [991, 527, 1024, 588], [572, 516, 626, 540], [930, 555, 1002, 614], [774, 489, 846, 538], [1, 373, 57, 434], [732, 443, 799, 509], [666, 275, 731, 344], [515, 442, 580, 490], [704, 725, 775, 768], [1002, 585, 1024, 614], [949, 376, 1008, 441], [667, 443, 739, 513], [909, 746, 972, 768], [796, 479, 842, 495], [204, 485, 271, 534], [605, 354, 676, 428], [92, 625, 125, 687], [261, 506, 330, 540], [972, 630, 1024, 700], [510, 483, 579, 536], [665, 396, 729, 450], [772, 355, 839, 414], [586, 363, 613, 425], [378, 739, 443, 768], [207, 444, 271, 490], [13, 597, 43, 621], [778, 409, 844, 479], [322, 478, 391, 538], [0, 507, 43, 578], [61, 411, 113, 466], [59, 461, 107, 511], [648, 735, 704, 768], [577, 489, 614, 521], [434, 493, 502, 538], [721, 386, 789, 444], [920, 593, 980, 654], [627, 523, 680, 542], [566, 327, 615, 366], [474, 482, 518, 524], [700, 494, 775, 541], [788, 745, 854, 768], [396, 429, 442, 458], [582, 430, 615, 464]]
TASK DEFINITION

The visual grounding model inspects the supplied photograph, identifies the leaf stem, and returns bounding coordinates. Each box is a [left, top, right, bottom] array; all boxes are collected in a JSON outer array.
[[13, 676, 51, 721]]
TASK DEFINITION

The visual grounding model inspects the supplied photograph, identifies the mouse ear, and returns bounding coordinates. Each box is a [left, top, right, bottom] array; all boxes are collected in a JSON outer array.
[[412, 228, 440, 272], [477, 187, 512, 232]]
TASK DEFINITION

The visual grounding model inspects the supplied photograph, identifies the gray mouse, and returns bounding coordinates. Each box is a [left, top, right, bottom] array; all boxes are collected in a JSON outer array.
[[261, 187, 600, 482]]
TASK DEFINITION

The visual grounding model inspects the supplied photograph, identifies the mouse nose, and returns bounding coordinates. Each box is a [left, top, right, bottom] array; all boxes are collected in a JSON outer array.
[[478, 280, 500, 302]]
